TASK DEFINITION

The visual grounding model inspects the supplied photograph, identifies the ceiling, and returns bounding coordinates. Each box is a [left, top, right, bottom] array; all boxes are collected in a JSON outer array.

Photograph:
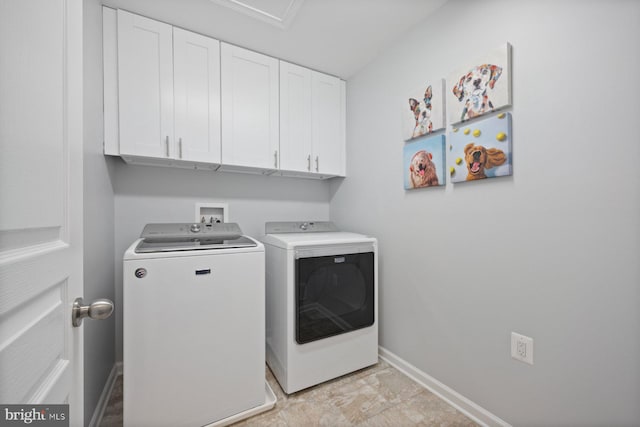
[[207, 0, 305, 29], [101, 0, 449, 78]]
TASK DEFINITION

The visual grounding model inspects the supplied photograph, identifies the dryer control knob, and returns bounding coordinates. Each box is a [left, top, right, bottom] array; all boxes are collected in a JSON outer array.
[[190, 223, 201, 233]]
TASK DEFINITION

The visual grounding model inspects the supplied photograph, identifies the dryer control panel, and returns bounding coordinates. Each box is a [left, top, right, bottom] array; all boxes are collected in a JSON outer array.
[[265, 221, 339, 234]]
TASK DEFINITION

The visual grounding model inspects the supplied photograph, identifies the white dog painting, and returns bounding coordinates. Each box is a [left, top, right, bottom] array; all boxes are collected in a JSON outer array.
[[447, 43, 511, 124], [403, 79, 444, 141]]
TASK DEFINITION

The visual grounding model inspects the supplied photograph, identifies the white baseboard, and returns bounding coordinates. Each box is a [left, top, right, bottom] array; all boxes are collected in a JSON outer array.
[[378, 346, 511, 427], [88, 363, 120, 427]]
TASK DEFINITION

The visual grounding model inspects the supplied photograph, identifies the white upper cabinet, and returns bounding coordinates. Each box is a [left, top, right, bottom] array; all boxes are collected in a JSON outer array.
[[117, 10, 174, 158], [279, 62, 312, 173], [220, 43, 280, 171], [173, 27, 221, 164], [280, 61, 346, 177], [311, 71, 345, 176], [115, 10, 221, 166], [106, 9, 344, 177]]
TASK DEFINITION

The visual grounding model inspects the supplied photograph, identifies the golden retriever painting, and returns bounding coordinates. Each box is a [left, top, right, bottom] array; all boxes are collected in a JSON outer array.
[[409, 150, 439, 188], [449, 113, 512, 183], [448, 44, 511, 124], [404, 135, 445, 190], [463, 143, 506, 181]]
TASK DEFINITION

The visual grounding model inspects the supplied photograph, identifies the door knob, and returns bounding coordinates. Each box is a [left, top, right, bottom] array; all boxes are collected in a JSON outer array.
[[72, 298, 114, 327]]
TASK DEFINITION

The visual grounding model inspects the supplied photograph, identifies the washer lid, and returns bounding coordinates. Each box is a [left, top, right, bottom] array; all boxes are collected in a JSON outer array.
[[141, 222, 244, 240], [135, 235, 257, 253]]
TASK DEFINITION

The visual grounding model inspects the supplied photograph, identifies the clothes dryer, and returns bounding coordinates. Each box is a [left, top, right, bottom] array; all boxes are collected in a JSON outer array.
[[261, 221, 378, 394]]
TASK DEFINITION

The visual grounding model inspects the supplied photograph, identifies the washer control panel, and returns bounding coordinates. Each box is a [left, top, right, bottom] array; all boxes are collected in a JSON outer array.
[[141, 222, 243, 240]]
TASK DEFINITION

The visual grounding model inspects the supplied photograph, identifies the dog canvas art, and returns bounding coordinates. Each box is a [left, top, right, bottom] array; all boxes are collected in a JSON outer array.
[[448, 44, 511, 124], [463, 143, 506, 181], [403, 134, 445, 190], [449, 113, 512, 183], [403, 80, 444, 141]]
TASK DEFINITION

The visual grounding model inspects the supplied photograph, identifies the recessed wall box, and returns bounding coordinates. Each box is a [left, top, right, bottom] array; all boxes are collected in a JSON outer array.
[[195, 202, 229, 224]]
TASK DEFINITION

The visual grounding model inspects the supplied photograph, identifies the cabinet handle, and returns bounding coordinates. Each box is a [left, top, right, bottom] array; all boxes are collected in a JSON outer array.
[[307, 155, 311, 171], [165, 136, 170, 157], [179, 137, 183, 159], [315, 156, 319, 172], [274, 150, 278, 168]]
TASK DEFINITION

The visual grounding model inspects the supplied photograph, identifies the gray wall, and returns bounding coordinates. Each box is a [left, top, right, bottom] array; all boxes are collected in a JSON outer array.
[[112, 163, 331, 360], [330, 0, 640, 425], [83, 0, 117, 425]]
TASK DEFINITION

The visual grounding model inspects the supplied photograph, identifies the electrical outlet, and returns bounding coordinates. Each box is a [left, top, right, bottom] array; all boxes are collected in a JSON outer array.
[[511, 332, 534, 365]]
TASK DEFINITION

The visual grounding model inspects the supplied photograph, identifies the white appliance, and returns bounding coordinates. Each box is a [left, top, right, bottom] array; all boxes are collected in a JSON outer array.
[[261, 221, 378, 394], [123, 223, 274, 427]]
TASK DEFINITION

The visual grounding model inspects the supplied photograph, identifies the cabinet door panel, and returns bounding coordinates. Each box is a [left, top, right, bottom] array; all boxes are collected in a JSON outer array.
[[173, 28, 221, 164], [221, 43, 279, 169], [312, 72, 345, 176], [118, 10, 174, 158], [280, 61, 312, 173]]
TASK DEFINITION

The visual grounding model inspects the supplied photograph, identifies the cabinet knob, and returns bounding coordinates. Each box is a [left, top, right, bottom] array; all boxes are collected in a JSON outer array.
[[315, 156, 319, 172], [307, 155, 311, 171]]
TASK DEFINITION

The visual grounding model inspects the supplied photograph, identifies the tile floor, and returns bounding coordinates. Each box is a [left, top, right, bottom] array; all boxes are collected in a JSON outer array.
[[100, 359, 479, 426]]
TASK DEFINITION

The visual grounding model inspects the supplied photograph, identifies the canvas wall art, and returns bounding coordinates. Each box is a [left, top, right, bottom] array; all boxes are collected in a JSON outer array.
[[448, 113, 512, 183], [404, 134, 445, 190], [403, 79, 445, 141], [447, 43, 511, 124]]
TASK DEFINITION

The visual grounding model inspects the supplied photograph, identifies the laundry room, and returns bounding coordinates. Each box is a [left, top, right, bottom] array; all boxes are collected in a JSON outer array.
[[1, 0, 639, 426]]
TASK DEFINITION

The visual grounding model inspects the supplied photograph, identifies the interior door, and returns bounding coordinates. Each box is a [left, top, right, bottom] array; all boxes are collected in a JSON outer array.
[[173, 27, 221, 164], [0, 0, 84, 424]]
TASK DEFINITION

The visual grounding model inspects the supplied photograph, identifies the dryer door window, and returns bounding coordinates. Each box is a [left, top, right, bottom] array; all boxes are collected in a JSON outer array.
[[295, 252, 374, 344]]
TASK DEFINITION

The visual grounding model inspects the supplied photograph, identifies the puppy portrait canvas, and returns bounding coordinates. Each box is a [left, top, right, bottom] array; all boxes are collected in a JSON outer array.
[[403, 134, 445, 190], [403, 80, 445, 141], [449, 113, 512, 183], [447, 43, 511, 124]]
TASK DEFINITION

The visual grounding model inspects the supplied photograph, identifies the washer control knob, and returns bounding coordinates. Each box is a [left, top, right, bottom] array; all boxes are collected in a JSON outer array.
[[190, 223, 201, 233], [300, 222, 308, 231]]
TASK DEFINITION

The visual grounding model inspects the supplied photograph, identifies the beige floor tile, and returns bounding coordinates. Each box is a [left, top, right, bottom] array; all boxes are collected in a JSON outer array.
[[98, 359, 478, 427], [362, 367, 424, 404], [278, 399, 352, 427], [100, 376, 123, 427], [232, 407, 287, 427], [362, 390, 480, 427]]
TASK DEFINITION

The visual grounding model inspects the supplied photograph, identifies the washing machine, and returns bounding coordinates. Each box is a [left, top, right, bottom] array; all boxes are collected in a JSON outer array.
[[261, 221, 378, 394], [123, 223, 273, 427]]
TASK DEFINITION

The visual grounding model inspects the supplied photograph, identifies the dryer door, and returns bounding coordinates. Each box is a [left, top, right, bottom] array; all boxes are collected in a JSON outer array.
[[295, 251, 374, 344]]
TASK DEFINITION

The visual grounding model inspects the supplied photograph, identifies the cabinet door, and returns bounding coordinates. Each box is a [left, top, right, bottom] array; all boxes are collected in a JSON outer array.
[[312, 72, 345, 176], [117, 10, 174, 158], [173, 28, 221, 164], [279, 61, 312, 173], [221, 43, 279, 169]]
